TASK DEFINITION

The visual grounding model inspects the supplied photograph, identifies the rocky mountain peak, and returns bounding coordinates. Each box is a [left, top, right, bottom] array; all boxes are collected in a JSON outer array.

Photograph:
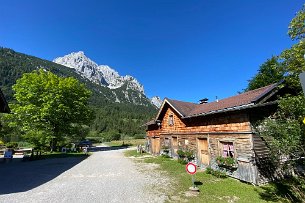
[[53, 52, 145, 94], [151, 96, 162, 108]]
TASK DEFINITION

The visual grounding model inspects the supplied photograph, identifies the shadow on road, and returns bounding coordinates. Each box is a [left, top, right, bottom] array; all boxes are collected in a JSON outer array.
[[0, 146, 129, 195], [0, 156, 88, 195]]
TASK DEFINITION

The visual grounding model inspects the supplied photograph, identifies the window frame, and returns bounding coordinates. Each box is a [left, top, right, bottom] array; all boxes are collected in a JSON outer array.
[[219, 141, 235, 158], [168, 114, 174, 126]]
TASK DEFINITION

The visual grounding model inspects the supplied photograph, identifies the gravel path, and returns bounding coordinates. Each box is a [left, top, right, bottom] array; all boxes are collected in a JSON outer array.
[[0, 149, 168, 203]]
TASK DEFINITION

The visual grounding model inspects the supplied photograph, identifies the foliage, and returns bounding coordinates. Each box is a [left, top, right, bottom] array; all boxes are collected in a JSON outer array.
[[5, 69, 93, 150], [177, 148, 194, 161], [5, 142, 18, 149], [216, 156, 236, 167], [246, 56, 285, 91], [177, 148, 194, 165], [90, 104, 155, 136], [205, 167, 227, 178], [259, 176, 305, 203], [255, 95, 305, 180], [98, 130, 121, 142], [279, 40, 305, 93], [288, 4, 305, 41]]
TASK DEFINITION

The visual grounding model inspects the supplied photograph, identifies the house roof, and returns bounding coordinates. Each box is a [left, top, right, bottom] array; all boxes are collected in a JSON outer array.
[[187, 83, 278, 117], [153, 82, 280, 123]]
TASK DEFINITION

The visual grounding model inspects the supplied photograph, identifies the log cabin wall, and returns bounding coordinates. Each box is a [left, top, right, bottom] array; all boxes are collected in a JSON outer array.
[[157, 107, 252, 134]]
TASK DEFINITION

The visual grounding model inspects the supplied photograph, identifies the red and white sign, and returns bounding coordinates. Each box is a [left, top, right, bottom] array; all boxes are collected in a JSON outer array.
[[186, 162, 197, 175]]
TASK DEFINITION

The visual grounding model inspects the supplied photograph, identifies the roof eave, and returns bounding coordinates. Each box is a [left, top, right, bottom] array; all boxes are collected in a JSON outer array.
[[251, 81, 283, 103]]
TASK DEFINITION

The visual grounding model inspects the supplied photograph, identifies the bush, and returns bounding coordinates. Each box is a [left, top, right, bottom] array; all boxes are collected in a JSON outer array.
[[6, 142, 18, 149], [177, 148, 194, 161], [216, 156, 235, 166], [205, 167, 227, 178]]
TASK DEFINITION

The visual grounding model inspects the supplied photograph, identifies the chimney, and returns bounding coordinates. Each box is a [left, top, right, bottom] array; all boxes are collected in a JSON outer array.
[[216, 96, 219, 102], [199, 98, 208, 104]]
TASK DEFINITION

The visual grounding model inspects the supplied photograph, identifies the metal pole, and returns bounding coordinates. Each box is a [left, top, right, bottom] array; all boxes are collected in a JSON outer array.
[[192, 175, 195, 188]]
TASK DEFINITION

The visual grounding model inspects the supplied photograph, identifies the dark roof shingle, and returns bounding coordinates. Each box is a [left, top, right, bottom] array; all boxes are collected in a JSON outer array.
[[164, 83, 278, 119]]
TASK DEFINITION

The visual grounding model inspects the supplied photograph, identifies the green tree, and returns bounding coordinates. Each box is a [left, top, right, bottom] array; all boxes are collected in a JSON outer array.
[[279, 3, 305, 93], [6, 69, 93, 150], [246, 56, 284, 91], [288, 4, 305, 40], [257, 97, 305, 159], [279, 40, 305, 93]]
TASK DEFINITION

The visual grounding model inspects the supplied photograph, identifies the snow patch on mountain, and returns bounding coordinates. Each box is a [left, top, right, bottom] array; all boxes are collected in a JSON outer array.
[[53, 51, 144, 94], [151, 96, 162, 108]]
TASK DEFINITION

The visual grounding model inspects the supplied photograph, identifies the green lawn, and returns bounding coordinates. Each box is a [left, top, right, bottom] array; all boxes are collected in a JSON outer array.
[[106, 139, 146, 147], [125, 150, 292, 203]]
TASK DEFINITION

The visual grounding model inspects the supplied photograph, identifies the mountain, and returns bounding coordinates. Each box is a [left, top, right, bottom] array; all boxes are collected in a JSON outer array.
[[151, 96, 162, 108], [0, 47, 157, 136], [53, 51, 144, 94]]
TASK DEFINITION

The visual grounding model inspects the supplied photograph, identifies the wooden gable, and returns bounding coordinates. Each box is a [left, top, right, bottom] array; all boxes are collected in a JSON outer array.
[[159, 105, 186, 133]]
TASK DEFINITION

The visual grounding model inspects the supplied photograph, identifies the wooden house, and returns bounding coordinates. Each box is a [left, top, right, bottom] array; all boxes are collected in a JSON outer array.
[[145, 82, 290, 185]]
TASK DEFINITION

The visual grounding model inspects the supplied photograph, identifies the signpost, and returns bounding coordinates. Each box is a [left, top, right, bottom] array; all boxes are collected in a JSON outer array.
[[186, 162, 197, 190]]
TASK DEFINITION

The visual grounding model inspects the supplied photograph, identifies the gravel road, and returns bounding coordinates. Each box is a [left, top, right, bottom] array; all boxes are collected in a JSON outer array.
[[0, 149, 168, 203]]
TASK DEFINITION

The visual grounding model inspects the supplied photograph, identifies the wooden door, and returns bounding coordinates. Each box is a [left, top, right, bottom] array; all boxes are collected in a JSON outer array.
[[151, 137, 160, 154], [197, 138, 209, 165], [172, 137, 178, 155], [155, 138, 160, 154]]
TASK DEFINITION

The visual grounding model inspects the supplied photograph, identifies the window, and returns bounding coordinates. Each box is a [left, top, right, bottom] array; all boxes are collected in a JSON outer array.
[[221, 142, 234, 158], [168, 114, 174, 126]]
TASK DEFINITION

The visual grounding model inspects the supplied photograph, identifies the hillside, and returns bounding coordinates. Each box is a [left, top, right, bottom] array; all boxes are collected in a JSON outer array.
[[0, 47, 157, 136]]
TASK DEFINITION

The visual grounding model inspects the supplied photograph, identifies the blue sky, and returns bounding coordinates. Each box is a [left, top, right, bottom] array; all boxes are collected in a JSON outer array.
[[0, 1, 303, 103]]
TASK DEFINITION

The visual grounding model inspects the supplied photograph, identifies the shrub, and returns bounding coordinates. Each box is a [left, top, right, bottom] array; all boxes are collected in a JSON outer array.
[[216, 156, 236, 167], [177, 149, 185, 158], [205, 167, 227, 178], [177, 148, 194, 161], [6, 142, 18, 149]]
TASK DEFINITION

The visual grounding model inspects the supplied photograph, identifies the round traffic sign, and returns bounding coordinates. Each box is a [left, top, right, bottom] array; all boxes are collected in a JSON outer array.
[[186, 162, 197, 175]]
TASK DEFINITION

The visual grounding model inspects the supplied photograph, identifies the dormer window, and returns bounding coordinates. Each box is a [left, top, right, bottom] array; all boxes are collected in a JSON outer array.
[[168, 114, 174, 126]]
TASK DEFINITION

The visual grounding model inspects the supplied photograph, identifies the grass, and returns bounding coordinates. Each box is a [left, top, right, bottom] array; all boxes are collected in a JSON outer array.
[[125, 150, 293, 203], [107, 139, 145, 147], [124, 149, 148, 157]]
